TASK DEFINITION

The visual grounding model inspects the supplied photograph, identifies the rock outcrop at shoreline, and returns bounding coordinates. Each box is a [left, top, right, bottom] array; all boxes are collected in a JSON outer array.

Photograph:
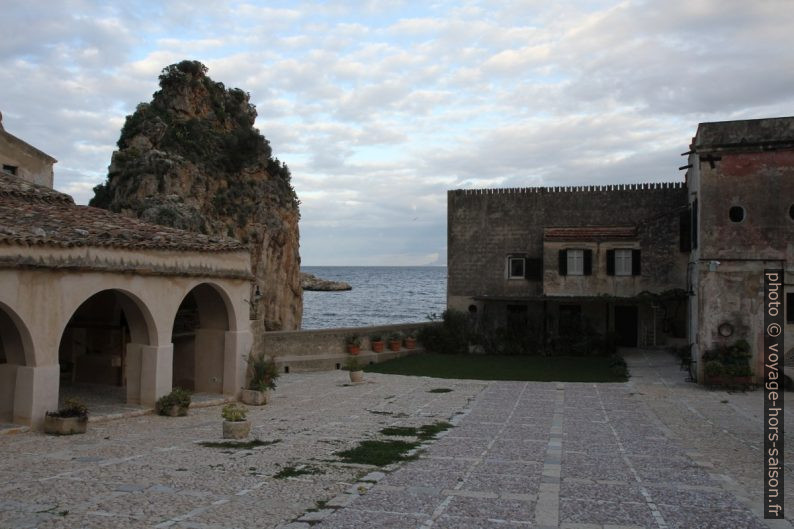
[[301, 272, 352, 291], [89, 60, 302, 336]]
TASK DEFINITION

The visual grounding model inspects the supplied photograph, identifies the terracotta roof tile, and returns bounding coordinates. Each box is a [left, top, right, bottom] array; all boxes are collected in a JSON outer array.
[[544, 226, 637, 241], [0, 173, 244, 252]]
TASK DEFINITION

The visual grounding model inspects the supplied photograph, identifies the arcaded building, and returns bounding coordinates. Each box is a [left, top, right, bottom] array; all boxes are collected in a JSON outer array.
[[448, 116, 794, 382], [0, 172, 254, 428]]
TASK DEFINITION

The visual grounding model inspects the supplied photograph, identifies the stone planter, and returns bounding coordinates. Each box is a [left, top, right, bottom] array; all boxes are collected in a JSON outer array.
[[241, 389, 268, 406], [349, 370, 364, 383], [371, 341, 384, 353], [223, 420, 251, 439], [388, 340, 401, 352], [404, 337, 417, 349], [43, 415, 87, 435]]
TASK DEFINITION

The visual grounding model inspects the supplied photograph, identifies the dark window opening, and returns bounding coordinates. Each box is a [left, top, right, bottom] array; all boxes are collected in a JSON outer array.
[[2, 164, 17, 175], [692, 199, 698, 249], [679, 209, 692, 251], [507, 304, 528, 330], [729, 206, 745, 223], [558, 305, 582, 336], [789, 204, 794, 221], [508, 257, 525, 278]]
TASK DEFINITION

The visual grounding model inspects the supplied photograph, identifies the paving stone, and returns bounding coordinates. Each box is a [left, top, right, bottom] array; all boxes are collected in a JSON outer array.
[[444, 496, 535, 522], [559, 498, 657, 527], [657, 504, 770, 529], [314, 508, 428, 528]]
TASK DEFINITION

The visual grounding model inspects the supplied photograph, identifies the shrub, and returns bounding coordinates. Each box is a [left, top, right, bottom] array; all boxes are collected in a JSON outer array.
[[248, 354, 279, 392], [370, 335, 383, 343], [345, 356, 362, 372], [156, 387, 192, 415], [345, 335, 362, 346], [222, 403, 247, 422], [704, 360, 725, 377], [418, 310, 471, 354], [47, 398, 88, 419]]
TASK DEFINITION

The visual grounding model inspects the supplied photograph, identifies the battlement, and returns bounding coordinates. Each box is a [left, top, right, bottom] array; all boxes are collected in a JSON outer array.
[[450, 181, 684, 196]]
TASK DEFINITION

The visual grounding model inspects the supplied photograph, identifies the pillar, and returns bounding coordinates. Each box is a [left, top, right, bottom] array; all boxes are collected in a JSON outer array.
[[224, 330, 252, 397], [125, 342, 144, 405], [140, 344, 173, 407], [13, 364, 60, 428]]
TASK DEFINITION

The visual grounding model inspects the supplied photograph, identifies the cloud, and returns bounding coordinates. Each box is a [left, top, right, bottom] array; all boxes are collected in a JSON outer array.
[[1, 0, 792, 264]]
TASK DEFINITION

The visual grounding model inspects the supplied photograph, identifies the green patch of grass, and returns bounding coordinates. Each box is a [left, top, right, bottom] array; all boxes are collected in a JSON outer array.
[[428, 388, 453, 393], [274, 464, 326, 479], [380, 426, 419, 437], [198, 439, 281, 449], [336, 440, 420, 467], [418, 421, 452, 440], [365, 354, 628, 382]]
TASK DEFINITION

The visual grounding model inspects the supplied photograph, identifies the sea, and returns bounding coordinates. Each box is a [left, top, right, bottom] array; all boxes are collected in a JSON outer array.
[[300, 266, 447, 329]]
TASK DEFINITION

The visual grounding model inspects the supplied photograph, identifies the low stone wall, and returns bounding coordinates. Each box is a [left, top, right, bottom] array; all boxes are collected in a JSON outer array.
[[262, 322, 434, 373]]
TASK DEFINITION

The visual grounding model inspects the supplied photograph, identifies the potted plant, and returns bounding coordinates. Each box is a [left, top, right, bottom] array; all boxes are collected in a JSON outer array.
[[345, 355, 364, 383], [388, 332, 402, 352], [370, 334, 384, 353], [44, 397, 88, 435], [221, 403, 251, 439], [346, 335, 362, 355], [703, 360, 725, 386], [242, 354, 279, 405], [404, 331, 417, 349], [156, 387, 192, 416], [729, 364, 753, 386]]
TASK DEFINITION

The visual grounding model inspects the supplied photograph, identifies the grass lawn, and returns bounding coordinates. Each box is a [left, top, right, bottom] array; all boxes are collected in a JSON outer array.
[[364, 353, 627, 382]]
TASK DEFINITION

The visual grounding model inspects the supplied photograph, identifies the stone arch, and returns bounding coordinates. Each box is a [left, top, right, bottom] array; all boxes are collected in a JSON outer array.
[[0, 302, 34, 422], [171, 282, 234, 394], [57, 289, 156, 406]]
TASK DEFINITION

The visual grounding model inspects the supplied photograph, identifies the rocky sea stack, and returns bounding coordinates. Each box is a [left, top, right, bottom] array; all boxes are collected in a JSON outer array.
[[90, 60, 302, 335]]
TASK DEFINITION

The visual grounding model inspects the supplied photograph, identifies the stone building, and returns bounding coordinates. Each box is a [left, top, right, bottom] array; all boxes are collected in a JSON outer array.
[[0, 172, 253, 428], [0, 112, 56, 188], [448, 116, 794, 382]]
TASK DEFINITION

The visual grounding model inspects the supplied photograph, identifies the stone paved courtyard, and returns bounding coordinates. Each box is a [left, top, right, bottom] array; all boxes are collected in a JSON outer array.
[[1, 351, 792, 528]]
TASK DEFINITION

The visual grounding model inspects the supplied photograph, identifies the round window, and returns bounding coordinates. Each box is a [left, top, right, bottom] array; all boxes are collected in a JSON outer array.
[[729, 206, 745, 223]]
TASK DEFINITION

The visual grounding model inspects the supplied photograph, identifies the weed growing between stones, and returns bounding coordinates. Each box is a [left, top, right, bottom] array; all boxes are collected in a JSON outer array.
[[274, 464, 326, 479], [379, 421, 453, 441], [428, 388, 453, 393], [336, 440, 420, 467], [198, 439, 281, 449]]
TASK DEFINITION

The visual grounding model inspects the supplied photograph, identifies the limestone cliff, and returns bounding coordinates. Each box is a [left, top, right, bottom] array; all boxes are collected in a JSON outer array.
[[90, 60, 302, 336]]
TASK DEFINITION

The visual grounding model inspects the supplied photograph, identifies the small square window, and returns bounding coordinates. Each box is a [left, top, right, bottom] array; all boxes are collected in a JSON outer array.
[[2, 164, 17, 176], [787, 292, 793, 324], [567, 249, 584, 275], [615, 249, 632, 276], [508, 257, 525, 278]]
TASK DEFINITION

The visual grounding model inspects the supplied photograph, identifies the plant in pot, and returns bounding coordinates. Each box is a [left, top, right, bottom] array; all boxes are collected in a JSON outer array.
[[370, 334, 384, 353], [221, 403, 251, 439], [156, 387, 192, 417], [729, 364, 753, 386], [346, 335, 362, 355], [242, 354, 279, 405], [388, 332, 402, 352], [345, 355, 364, 383], [703, 360, 725, 386], [404, 331, 417, 349], [44, 397, 88, 435]]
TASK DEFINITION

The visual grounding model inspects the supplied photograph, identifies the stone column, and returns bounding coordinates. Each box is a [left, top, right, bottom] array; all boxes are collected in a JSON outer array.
[[194, 329, 225, 394], [224, 330, 253, 397], [0, 364, 18, 421], [13, 364, 59, 428], [125, 343, 144, 405], [140, 344, 173, 407]]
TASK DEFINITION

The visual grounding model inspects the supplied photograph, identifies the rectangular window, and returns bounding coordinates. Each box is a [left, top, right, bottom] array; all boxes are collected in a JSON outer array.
[[615, 249, 632, 276], [567, 249, 584, 276], [508, 257, 525, 278], [788, 292, 793, 324], [2, 164, 17, 175]]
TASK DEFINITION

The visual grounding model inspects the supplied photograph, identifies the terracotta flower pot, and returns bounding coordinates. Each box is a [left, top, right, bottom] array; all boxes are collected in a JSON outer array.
[[404, 338, 416, 349], [349, 370, 364, 383], [43, 415, 87, 435], [241, 389, 268, 406], [371, 341, 384, 352], [223, 420, 251, 439], [388, 340, 401, 351], [347, 344, 361, 355]]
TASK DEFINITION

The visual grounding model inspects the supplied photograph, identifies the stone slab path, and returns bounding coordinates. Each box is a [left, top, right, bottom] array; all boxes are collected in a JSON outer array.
[[1, 352, 792, 529], [313, 352, 794, 529]]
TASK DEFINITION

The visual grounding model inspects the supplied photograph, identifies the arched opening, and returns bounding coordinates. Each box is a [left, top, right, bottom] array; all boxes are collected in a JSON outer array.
[[0, 304, 32, 424], [58, 290, 152, 412], [172, 283, 231, 396]]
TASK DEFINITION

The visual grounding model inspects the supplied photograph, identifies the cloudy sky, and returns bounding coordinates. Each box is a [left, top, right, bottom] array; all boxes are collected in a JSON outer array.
[[1, 1, 792, 266]]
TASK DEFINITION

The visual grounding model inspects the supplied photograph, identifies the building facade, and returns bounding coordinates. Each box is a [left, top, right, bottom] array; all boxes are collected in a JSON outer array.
[[448, 116, 794, 382], [0, 112, 56, 188]]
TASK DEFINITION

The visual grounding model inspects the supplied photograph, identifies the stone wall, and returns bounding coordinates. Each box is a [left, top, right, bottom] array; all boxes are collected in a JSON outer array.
[[448, 183, 689, 305], [261, 322, 433, 373]]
